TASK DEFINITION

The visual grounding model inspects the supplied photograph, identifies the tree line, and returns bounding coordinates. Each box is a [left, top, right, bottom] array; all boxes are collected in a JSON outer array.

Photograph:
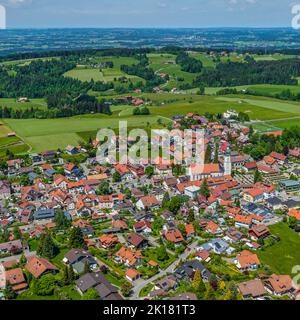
[[193, 59, 300, 87]]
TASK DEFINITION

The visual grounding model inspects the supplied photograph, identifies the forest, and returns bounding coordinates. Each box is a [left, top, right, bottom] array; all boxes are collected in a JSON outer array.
[[193, 58, 300, 87]]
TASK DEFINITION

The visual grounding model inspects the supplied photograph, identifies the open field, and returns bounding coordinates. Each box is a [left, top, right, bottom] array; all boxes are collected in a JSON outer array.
[[64, 67, 104, 82], [258, 223, 300, 275], [2, 93, 300, 154], [0, 98, 47, 110], [3, 115, 170, 153], [206, 84, 300, 96], [0, 121, 11, 137], [269, 119, 300, 129], [0, 56, 58, 66], [216, 96, 300, 119], [65, 56, 143, 83], [252, 54, 296, 61]]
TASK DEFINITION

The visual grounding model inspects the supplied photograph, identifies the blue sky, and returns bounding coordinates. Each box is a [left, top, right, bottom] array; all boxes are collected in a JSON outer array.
[[0, 0, 298, 28]]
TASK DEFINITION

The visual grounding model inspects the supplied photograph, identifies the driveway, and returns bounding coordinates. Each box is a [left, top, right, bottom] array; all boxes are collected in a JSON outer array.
[[130, 240, 199, 300]]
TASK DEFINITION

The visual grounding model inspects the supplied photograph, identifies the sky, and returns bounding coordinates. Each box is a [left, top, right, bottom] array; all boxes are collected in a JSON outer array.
[[0, 0, 299, 28]]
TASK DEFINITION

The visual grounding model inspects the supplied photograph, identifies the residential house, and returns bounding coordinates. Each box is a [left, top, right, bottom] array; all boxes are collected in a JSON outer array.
[[0, 240, 23, 255], [127, 233, 148, 249], [238, 279, 266, 299], [175, 260, 211, 281], [125, 269, 140, 282], [163, 229, 184, 246], [184, 185, 200, 199], [264, 274, 294, 296], [115, 246, 143, 267], [98, 234, 119, 249], [235, 250, 260, 271], [133, 220, 152, 234], [249, 225, 270, 240], [199, 238, 234, 255], [5, 268, 28, 292], [63, 249, 97, 274], [136, 195, 160, 211], [25, 256, 58, 278], [76, 272, 122, 300], [154, 275, 178, 293], [205, 221, 223, 235]]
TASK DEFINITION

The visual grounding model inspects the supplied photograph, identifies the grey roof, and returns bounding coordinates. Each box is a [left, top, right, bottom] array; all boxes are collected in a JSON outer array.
[[266, 197, 283, 206], [65, 249, 95, 265], [33, 208, 55, 220], [280, 180, 300, 187], [175, 260, 211, 280], [76, 272, 118, 299]]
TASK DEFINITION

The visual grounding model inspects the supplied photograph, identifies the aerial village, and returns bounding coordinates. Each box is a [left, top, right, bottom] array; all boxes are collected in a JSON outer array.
[[1, 107, 300, 301]]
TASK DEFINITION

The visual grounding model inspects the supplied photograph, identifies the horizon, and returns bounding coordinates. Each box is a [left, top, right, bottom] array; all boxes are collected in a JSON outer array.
[[0, 0, 297, 29], [0, 26, 298, 30]]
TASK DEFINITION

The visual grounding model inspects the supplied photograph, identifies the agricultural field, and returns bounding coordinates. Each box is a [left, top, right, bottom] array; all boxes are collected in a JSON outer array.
[[2, 93, 300, 154], [3, 114, 170, 153], [206, 84, 300, 96], [64, 56, 144, 83], [252, 54, 296, 61], [0, 56, 58, 66], [258, 223, 300, 276], [216, 96, 300, 119], [0, 98, 47, 110], [269, 119, 300, 129]]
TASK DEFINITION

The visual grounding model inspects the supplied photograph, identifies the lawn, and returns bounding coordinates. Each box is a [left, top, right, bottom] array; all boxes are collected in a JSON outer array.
[[258, 223, 300, 275], [270, 119, 300, 129], [3, 93, 300, 153], [0, 98, 47, 111], [65, 56, 143, 84], [142, 247, 176, 270], [216, 96, 300, 119], [3, 115, 167, 152], [64, 67, 105, 82]]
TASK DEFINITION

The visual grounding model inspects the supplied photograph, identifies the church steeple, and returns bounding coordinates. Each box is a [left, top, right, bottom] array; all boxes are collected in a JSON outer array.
[[224, 146, 232, 176]]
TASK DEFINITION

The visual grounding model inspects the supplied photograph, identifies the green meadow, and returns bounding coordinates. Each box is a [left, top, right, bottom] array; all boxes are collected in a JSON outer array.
[[3, 93, 300, 153], [258, 223, 300, 276], [0, 98, 47, 110], [206, 84, 300, 96], [64, 56, 144, 83], [3, 114, 170, 153]]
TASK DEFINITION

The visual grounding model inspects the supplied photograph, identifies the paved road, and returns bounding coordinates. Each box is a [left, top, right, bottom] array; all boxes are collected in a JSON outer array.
[[130, 240, 199, 300]]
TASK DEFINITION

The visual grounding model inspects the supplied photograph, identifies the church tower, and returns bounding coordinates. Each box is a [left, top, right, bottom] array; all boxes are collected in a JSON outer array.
[[224, 147, 232, 176]]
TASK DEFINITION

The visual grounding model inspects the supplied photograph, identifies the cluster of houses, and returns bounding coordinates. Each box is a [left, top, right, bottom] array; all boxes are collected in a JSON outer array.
[[0, 111, 300, 300]]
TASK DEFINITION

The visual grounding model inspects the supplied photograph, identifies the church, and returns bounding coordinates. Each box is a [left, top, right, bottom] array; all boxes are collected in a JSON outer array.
[[188, 147, 232, 181]]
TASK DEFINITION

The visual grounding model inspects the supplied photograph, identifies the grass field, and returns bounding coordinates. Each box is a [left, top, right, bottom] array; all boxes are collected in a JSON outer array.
[[0, 56, 58, 66], [216, 96, 300, 119], [252, 54, 296, 61], [2, 93, 300, 154], [206, 84, 300, 96], [0, 98, 47, 110], [269, 119, 300, 129], [65, 56, 143, 84], [258, 223, 300, 275], [3, 115, 170, 152]]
